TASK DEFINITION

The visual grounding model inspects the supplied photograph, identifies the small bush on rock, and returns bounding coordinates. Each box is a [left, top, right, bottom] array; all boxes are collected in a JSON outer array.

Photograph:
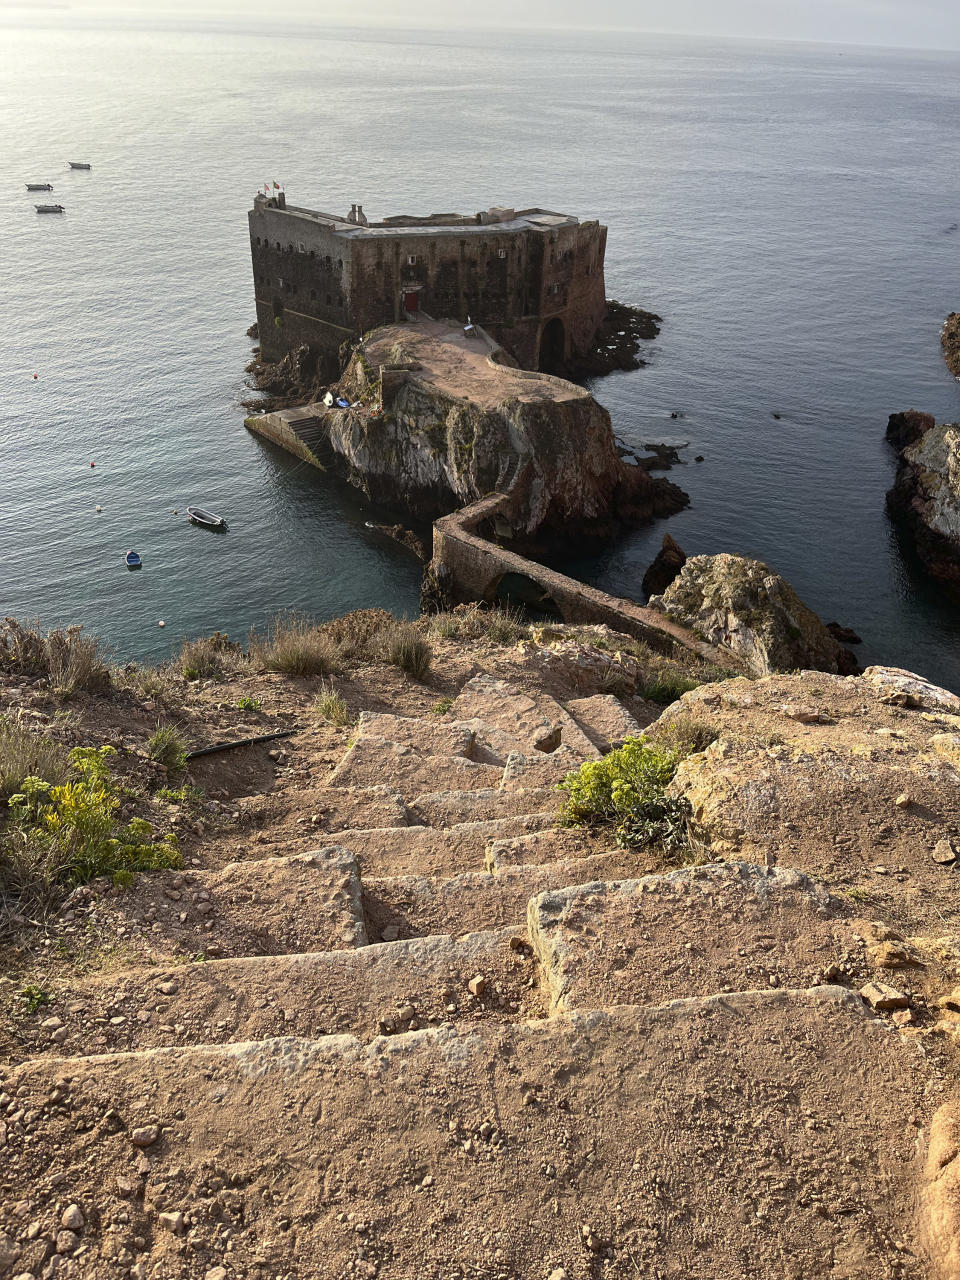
[[558, 736, 692, 855], [0, 618, 110, 697]]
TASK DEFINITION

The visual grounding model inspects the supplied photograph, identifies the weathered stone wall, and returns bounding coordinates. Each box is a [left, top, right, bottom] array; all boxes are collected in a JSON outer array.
[[430, 495, 733, 666]]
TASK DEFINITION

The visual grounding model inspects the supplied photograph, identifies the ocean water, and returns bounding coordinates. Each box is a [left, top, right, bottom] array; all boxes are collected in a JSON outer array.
[[1, 19, 959, 684]]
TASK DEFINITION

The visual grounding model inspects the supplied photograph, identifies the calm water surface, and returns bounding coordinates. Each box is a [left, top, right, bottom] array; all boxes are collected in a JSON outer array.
[[1, 19, 959, 681]]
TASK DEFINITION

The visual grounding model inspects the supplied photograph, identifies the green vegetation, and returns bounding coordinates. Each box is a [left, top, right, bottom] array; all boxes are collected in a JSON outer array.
[[644, 713, 718, 757], [428, 603, 528, 646], [0, 618, 111, 697], [314, 682, 349, 726], [236, 695, 263, 712], [639, 671, 702, 705], [156, 783, 205, 807], [0, 717, 70, 803], [430, 697, 454, 716], [20, 983, 50, 1014], [1, 745, 181, 927], [147, 723, 189, 773]]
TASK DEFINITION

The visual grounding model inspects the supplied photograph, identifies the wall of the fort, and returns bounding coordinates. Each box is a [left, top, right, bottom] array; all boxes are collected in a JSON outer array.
[[248, 204, 357, 363]]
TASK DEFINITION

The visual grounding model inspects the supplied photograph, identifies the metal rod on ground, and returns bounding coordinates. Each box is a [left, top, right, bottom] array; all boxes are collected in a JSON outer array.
[[185, 728, 300, 761]]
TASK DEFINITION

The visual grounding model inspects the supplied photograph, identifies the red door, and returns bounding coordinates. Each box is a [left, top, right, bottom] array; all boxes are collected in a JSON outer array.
[[404, 290, 419, 314]]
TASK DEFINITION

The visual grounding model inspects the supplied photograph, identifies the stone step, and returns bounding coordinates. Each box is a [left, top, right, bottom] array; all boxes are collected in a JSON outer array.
[[564, 693, 643, 753], [58, 849, 367, 966], [0, 989, 929, 1278], [410, 785, 559, 827], [485, 827, 610, 872], [528, 861, 857, 1015], [450, 673, 600, 761], [327, 737, 503, 794], [330, 813, 555, 880], [363, 851, 642, 940], [11, 929, 542, 1061], [353, 710, 475, 759], [297, 783, 415, 833], [500, 744, 582, 791]]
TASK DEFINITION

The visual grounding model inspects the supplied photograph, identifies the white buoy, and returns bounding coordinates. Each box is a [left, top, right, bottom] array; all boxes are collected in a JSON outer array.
[[158, 620, 165, 628], [95, 505, 101, 512]]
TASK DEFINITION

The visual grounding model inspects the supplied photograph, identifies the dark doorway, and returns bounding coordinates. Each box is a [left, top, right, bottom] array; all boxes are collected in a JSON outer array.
[[404, 290, 420, 314], [492, 572, 563, 620], [538, 317, 565, 372]]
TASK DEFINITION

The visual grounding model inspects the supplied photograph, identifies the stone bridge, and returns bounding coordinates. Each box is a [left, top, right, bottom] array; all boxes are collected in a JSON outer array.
[[431, 494, 732, 667]]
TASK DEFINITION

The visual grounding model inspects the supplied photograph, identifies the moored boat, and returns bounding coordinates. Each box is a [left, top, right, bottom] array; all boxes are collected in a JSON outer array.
[[35, 204, 65, 214], [68, 161, 92, 170], [26, 183, 53, 191], [186, 506, 226, 529], [125, 551, 142, 568]]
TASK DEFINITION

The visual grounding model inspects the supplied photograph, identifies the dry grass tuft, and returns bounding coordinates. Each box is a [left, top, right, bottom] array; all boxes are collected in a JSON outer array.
[[248, 614, 342, 677], [0, 618, 111, 697]]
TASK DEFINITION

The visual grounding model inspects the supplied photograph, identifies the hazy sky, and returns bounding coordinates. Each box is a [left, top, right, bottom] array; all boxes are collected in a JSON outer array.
[[16, 0, 960, 49]]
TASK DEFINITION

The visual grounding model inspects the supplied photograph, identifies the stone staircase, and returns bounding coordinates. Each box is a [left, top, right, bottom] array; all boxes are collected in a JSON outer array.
[[0, 675, 939, 1279]]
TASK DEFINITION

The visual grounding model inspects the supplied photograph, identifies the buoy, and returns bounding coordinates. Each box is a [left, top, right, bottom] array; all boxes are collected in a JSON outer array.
[[90, 462, 95, 468], [96, 504, 102, 512], [158, 620, 165, 628], [173, 509, 178, 515], [33, 373, 38, 381]]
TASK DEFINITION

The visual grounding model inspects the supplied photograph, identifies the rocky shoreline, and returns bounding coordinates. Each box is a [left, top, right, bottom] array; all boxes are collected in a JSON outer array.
[[886, 409, 960, 582], [943, 311, 960, 379]]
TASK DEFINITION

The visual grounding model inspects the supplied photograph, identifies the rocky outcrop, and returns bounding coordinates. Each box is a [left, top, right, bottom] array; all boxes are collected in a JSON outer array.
[[642, 533, 686, 596], [648, 552, 857, 676], [313, 325, 687, 539], [943, 312, 960, 379], [563, 299, 662, 378], [886, 410, 960, 581]]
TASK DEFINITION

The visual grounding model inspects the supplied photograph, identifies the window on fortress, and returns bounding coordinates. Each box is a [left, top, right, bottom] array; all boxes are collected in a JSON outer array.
[[499, 249, 507, 259], [287, 244, 294, 254], [298, 242, 306, 253], [309, 250, 315, 259], [275, 242, 281, 251]]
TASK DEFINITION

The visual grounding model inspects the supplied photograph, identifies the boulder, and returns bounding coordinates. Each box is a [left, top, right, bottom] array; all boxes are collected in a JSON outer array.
[[886, 411, 960, 582], [648, 552, 855, 677], [641, 533, 686, 596]]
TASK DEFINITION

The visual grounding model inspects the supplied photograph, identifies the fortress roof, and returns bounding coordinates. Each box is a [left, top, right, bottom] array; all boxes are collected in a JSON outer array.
[[252, 195, 585, 239]]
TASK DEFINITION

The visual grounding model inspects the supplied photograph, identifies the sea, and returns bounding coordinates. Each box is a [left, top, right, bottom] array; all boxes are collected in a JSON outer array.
[[2, 16, 960, 685]]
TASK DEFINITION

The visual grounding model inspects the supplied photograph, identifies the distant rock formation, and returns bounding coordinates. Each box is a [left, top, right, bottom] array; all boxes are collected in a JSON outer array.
[[648, 552, 858, 676], [886, 410, 960, 581], [943, 313, 960, 379], [311, 323, 688, 540], [642, 533, 687, 596]]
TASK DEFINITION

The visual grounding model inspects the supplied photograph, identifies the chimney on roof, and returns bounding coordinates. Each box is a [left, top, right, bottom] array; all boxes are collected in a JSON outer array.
[[348, 203, 357, 224], [356, 204, 368, 227]]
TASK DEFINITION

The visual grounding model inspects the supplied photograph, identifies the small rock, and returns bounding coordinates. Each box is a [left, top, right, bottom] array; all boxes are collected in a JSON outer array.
[[60, 1205, 84, 1231], [933, 838, 957, 865], [547, 1271, 569, 1280], [892, 1009, 915, 1027], [894, 793, 912, 809], [157, 981, 178, 995], [158, 1210, 185, 1235], [205, 1268, 228, 1280], [55, 1230, 80, 1254], [380, 925, 400, 943], [40, 1017, 63, 1031], [860, 982, 909, 1011], [396, 1005, 415, 1023], [868, 941, 921, 970], [130, 1125, 160, 1148], [467, 975, 488, 998]]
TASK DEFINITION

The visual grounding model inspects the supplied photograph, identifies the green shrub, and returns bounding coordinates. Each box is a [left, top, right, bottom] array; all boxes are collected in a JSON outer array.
[[385, 623, 432, 681], [314, 682, 349, 726], [0, 618, 111, 697], [430, 697, 454, 716], [156, 783, 204, 807], [20, 984, 50, 1013], [639, 671, 701, 705], [0, 717, 70, 803], [1, 745, 181, 926], [249, 613, 341, 677], [644, 714, 718, 756], [236, 695, 263, 712], [147, 723, 189, 773], [558, 736, 691, 854]]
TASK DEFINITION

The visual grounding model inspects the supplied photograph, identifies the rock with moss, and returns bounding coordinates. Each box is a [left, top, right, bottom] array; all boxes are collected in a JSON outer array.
[[648, 553, 855, 677], [886, 411, 960, 582]]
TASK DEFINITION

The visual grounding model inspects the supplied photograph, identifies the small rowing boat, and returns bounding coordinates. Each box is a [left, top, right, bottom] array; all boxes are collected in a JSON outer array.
[[26, 183, 53, 192], [35, 204, 65, 214], [125, 551, 142, 569], [186, 506, 226, 529], [68, 161, 92, 170]]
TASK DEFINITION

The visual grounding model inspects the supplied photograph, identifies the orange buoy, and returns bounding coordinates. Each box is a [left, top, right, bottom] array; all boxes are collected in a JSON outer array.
[[90, 462, 95, 468], [32, 373, 38, 380]]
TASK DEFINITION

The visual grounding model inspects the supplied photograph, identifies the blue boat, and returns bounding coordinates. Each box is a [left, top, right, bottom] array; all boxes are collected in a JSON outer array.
[[125, 550, 142, 568]]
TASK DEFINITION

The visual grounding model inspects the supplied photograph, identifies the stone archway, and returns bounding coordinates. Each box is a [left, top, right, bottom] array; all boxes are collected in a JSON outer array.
[[538, 317, 566, 373], [489, 572, 564, 619]]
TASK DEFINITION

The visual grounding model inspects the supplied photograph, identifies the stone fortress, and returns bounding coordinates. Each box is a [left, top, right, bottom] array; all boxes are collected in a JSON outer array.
[[248, 192, 608, 373]]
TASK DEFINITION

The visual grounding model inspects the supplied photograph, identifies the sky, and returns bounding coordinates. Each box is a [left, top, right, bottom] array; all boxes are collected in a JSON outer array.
[[6, 0, 960, 49]]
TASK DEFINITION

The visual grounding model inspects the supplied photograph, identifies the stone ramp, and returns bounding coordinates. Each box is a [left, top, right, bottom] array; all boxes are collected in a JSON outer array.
[[60, 849, 368, 964], [0, 989, 931, 1279], [329, 813, 555, 880], [10, 929, 541, 1060], [529, 862, 854, 1014]]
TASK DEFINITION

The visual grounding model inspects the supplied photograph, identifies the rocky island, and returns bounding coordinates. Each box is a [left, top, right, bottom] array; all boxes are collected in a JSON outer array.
[[886, 409, 960, 581]]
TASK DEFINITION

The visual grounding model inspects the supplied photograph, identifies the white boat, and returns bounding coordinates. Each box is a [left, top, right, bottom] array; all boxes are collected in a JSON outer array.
[[187, 505, 226, 529]]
